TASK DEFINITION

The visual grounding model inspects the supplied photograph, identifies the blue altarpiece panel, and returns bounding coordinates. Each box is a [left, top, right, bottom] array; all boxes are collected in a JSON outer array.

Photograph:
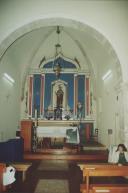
[[43, 57, 77, 69], [31, 73, 86, 119], [32, 74, 41, 117], [78, 75, 85, 117]]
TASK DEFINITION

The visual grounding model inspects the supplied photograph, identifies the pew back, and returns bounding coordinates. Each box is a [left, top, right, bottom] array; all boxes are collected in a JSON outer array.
[[92, 184, 128, 193], [83, 166, 128, 177], [78, 164, 128, 193], [0, 163, 6, 192]]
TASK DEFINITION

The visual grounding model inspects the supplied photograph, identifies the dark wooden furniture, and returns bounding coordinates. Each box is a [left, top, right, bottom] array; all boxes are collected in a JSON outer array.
[[0, 138, 23, 162], [11, 162, 32, 181], [79, 123, 93, 144], [78, 164, 128, 193], [21, 120, 33, 152], [81, 184, 128, 193], [0, 163, 6, 192], [91, 184, 128, 193]]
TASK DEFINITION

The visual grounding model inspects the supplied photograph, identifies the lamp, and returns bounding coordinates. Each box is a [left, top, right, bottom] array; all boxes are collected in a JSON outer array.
[[102, 70, 112, 81], [53, 26, 62, 78], [3, 73, 15, 84]]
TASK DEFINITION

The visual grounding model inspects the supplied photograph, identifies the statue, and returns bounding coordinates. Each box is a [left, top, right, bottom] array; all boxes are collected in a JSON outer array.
[[54, 85, 63, 120], [77, 102, 83, 119], [56, 85, 63, 108]]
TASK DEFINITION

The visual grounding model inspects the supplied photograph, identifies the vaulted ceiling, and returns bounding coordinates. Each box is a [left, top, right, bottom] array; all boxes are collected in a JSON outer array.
[[4, 25, 120, 80], [1, 24, 122, 102]]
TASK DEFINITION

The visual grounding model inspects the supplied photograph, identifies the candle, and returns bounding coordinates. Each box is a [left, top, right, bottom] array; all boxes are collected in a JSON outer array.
[[35, 109, 37, 119]]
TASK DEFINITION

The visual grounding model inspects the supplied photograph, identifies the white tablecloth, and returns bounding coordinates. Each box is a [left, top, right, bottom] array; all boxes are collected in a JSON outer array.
[[36, 126, 80, 143]]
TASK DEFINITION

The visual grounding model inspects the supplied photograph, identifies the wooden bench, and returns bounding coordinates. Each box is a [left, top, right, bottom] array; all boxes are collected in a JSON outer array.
[[0, 163, 6, 192], [0, 162, 31, 192], [11, 162, 32, 181], [78, 163, 128, 193], [91, 184, 128, 193], [81, 184, 128, 193]]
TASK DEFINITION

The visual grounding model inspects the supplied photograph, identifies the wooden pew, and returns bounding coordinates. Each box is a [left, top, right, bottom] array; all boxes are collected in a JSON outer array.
[[0, 163, 6, 192], [0, 162, 31, 192], [11, 162, 32, 181], [91, 184, 128, 193], [78, 164, 128, 193], [81, 183, 128, 193]]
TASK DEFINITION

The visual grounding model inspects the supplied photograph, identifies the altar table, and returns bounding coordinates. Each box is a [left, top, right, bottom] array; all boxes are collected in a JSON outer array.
[[36, 126, 80, 144]]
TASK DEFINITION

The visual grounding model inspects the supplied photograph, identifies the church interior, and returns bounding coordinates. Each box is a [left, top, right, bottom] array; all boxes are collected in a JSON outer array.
[[0, 0, 128, 193]]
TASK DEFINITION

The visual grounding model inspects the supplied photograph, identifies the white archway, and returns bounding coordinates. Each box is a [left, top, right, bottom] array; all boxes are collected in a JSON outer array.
[[0, 17, 122, 79], [0, 17, 127, 147], [0, 17, 123, 104]]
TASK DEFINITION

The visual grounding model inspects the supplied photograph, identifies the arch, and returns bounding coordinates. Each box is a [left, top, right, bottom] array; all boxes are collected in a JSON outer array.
[[0, 17, 123, 100]]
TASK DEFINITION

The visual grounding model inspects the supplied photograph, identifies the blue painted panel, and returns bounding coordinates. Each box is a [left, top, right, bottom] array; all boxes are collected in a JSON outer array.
[[60, 74, 74, 109], [78, 75, 85, 117], [44, 74, 56, 109], [44, 73, 74, 109], [32, 74, 41, 117], [43, 57, 76, 69]]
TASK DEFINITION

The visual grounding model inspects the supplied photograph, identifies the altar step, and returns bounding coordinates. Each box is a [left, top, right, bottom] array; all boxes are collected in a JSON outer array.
[[83, 142, 107, 151], [36, 148, 78, 154], [24, 150, 108, 162], [83, 146, 107, 150], [35, 144, 107, 154], [24, 141, 108, 162]]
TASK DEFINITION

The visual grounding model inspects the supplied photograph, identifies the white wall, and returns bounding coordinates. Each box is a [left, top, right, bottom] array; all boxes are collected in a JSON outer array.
[[96, 54, 124, 147], [0, 46, 21, 141]]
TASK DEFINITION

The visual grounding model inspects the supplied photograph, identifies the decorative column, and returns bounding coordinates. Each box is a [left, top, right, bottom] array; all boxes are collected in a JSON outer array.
[[40, 74, 45, 118], [85, 76, 90, 117], [74, 74, 78, 117], [28, 75, 33, 117]]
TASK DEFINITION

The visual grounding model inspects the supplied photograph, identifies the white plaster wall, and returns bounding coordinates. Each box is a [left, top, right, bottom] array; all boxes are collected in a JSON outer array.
[[96, 54, 124, 147], [0, 45, 20, 141]]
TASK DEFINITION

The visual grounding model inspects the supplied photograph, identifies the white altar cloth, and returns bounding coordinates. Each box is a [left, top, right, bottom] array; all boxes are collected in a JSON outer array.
[[36, 126, 80, 144]]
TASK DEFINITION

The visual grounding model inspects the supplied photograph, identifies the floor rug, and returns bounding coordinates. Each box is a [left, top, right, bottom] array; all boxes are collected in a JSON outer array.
[[35, 179, 69, 193], [37, 160, 69, 171]]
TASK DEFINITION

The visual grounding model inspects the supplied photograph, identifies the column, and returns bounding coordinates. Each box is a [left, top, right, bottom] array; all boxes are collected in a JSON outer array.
[[40, 74, 45, 118], [85, 77, 90, 116], [28, 75, 33, 117], [74, 74, 78, 117]]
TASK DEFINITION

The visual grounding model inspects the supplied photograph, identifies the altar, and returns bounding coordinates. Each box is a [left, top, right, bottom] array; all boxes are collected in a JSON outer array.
[[20, 45, 97, 153], [36, 126, 80, 144], [21, 120, 94, 152]]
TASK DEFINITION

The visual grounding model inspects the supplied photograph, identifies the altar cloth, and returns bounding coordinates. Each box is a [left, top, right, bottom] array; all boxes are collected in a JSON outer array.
[[36, 126, 79, 144]]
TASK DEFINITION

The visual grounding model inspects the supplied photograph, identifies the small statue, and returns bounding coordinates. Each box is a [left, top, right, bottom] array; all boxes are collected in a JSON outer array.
[[77, 102, 83, 119], [56, 85, 63, 108]]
